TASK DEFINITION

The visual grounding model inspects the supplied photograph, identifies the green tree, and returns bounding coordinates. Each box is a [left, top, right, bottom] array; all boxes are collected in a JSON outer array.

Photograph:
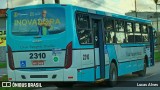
[[156, 32, 160, 52], [154, 0, 159, 4]]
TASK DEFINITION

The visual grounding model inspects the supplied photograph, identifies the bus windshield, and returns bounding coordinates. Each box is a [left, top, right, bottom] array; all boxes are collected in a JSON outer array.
[[11, 7, 65, 36]]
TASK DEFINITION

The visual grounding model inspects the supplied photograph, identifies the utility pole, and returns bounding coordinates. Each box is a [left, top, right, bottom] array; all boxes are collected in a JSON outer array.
[[55, 0, 60, 4], [154, 0, 159, 31], [156, 4, 158, 31], [42, 0, 45, 4], [135, 0, 137, 17], [6, 0, 8, 9]]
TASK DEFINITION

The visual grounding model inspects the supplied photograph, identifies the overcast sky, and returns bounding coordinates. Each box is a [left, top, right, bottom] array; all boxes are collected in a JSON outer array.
[[0, 0, 159, 14]]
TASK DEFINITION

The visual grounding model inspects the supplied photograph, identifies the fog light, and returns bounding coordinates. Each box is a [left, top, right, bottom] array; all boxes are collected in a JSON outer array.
[[8, 78, 12, 80], [52, 75, 57, 79], [68, 76, 73, 79], [21, 75, 26, 79]]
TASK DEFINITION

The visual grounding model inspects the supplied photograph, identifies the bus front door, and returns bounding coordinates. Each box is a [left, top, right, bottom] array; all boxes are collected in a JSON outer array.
[[92, 19, 105, 80], [149, 26, 155, 66]]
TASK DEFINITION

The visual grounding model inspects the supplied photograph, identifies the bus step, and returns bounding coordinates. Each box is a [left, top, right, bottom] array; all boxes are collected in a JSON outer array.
[[96, 78, 105, 83]]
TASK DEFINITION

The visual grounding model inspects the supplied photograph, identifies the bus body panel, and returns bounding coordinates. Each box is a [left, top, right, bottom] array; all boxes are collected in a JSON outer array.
[[105, 45, 118, 63], [77, 68, 95, 82], [12, 51, 66, 68], [115, 44, 145, 76], [6, 53, 16, 81]]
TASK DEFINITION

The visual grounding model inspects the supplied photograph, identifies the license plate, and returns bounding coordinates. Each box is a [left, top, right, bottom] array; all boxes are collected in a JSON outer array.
[[32, 60, 45, 65]]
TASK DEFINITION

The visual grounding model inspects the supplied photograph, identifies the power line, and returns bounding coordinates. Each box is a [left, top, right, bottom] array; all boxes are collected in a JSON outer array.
[[87, 0, 122, 13], [42, 0, 45, 4]]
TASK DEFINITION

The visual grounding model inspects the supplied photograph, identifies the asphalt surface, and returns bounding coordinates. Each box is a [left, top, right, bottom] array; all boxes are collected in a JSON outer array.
[[35, 62, 160, 90], [0, 62, 159, 90]]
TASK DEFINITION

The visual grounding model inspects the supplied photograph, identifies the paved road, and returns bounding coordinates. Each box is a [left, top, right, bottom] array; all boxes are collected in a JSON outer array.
[[35, 62, 160, 90]]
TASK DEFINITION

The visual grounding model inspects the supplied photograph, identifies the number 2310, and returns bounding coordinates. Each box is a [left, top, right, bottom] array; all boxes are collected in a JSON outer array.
[[29, 53, 46, 59]]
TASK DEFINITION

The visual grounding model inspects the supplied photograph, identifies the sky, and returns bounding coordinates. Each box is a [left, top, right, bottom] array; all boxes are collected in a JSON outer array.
[[0, 0, 159, 14]]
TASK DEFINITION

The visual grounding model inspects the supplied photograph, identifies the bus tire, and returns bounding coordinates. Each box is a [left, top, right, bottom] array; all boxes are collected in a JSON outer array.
[[108, 63, 118, 87], [55, 82, 73, 88], [138, 60, 146, 77]]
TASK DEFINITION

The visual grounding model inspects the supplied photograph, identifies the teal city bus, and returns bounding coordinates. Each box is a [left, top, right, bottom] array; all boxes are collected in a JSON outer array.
[[6, 4, 155, 87]]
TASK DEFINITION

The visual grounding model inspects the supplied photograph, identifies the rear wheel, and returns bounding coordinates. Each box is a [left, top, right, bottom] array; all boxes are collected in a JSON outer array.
[[108, 63, 118, 87], [138, 60, 147, 77]]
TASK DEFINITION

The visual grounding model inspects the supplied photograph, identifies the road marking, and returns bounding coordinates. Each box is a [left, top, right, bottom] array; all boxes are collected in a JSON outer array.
[[144, 73, 157, 79]]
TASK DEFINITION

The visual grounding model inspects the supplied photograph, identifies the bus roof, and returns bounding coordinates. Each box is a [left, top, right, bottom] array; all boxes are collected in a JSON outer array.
[[8, 4, 151, 24], [72, 5, 151, 24]]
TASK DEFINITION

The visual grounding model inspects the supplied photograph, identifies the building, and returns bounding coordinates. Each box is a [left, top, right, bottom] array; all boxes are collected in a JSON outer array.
[[0, 9, 6, 31], [125, 11, 160, 31], [0, 9, 6, 62]]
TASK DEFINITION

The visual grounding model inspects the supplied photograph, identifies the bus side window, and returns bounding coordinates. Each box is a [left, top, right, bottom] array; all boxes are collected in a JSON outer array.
[[116, 20, 125, 43], [77, 29, 93, 44], [76, 13, 93, 44], [141, 25, 149, 42], [126, 22, 134, 43], [142, 25, 147, 33], [126, 22, 133, 32], [113, 33, 117, 43], [134, 23, 142, 43], [104, 17, 114, 44], [135, 23, 140, 32], [76, 14, 90, 29]]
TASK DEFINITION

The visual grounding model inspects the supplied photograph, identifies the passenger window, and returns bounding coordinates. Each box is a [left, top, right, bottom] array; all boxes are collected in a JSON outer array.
[[115, 20, 124, 32], [127, 22, 133, 32], [141, 25, 149, 42], [116, 32, 125, 43], [105, 31, 115, 43], [76, 14, 90, 29], [134, 33, 142, 42], [142, 25, 148, 33], [76, 13, 93, 44], [115, 20, 125, 43], [104, 18, 114, 31], [134, 23, 145, 43], [77, 29, 93, 44], [126, 22, 134, 43], [142, 34, 149, 42], [104, 17, 115, 43], [126, 33, 134, 43], [135, 23, 140, 32]]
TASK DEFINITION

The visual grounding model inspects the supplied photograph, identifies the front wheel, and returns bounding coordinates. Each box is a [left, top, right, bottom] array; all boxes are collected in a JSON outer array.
[[108, 63, 118, 87]]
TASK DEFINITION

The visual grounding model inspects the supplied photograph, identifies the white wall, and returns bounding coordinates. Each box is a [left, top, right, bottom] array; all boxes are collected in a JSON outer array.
[[0, 18, 6, 31]]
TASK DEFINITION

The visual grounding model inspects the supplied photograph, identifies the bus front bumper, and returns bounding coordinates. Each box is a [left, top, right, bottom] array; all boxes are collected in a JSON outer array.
[[8, 68, 77, 82]]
